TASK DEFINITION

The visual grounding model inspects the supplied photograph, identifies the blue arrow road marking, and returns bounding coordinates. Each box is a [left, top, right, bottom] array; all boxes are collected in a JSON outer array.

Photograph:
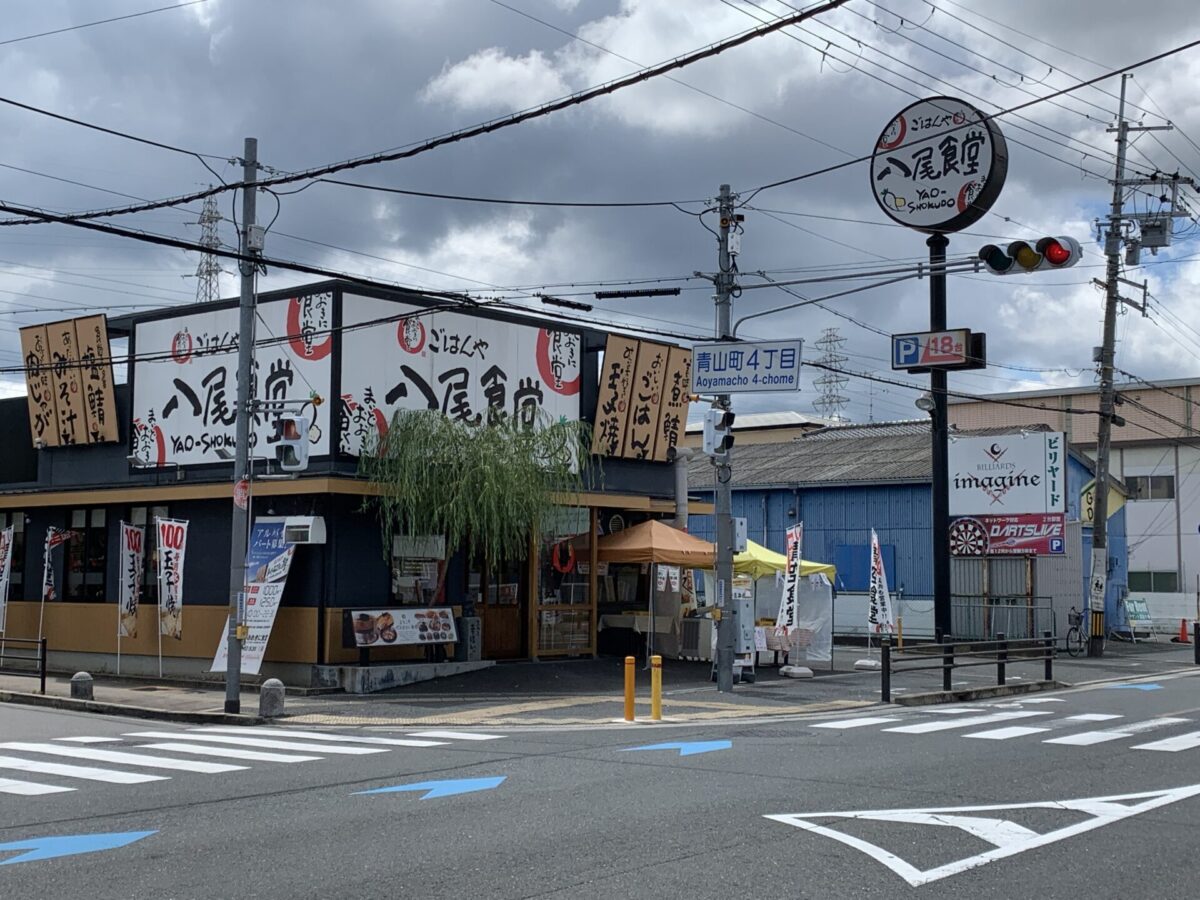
[[620, 741, 732, 757], [0, 831, 156, 866], [1103, 683, 1162, 691], [354, 776, 506, 799]]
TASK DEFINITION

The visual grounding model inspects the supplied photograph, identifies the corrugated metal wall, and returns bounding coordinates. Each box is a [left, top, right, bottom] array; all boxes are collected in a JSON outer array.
[[689, 483, 934, 597]]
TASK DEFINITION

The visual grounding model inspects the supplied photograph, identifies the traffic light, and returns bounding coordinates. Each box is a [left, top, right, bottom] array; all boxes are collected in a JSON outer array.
[[273, 415, 309, 472], [978, 236, 1082, 275], [702, 408, 735, 459]]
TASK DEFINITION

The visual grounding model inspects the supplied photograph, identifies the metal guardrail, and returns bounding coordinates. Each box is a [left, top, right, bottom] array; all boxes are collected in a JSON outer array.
[[880, 631, 1055, 703], [0, 637, 47, 695]]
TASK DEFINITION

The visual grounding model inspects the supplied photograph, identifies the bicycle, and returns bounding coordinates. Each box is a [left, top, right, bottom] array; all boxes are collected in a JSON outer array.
[[1066, 607, 1087, 657]]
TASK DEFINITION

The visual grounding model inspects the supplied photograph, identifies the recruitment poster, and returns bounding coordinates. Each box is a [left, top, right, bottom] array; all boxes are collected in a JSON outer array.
[[212, 518, 295, 675]]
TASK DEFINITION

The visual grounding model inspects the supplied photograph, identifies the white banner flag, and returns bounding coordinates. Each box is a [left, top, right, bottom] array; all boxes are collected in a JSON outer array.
[[118, 523, 145, 638], [0, 525, 13, 633], [775, 523, 804, 635], [157, 518, 188, 639], [868, 528, 896, 633]]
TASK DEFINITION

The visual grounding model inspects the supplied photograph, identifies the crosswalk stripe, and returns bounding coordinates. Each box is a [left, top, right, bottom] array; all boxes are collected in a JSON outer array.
[[812, 717, 903, 730], [923, 708, 986, 715], [0, 754, 167, 784], [1065, 714, 1124, 722], [1131, 731, 1200, 753], [407, 730, 505, 741], [0, 776, 75, 796], [1044, 718, 1190, 746], [884, 711, 1050, 734], [964, 726, 1051, 740], [1015, 698, 1065, 704], [124, 732, 388, 755], [194, 727, 445, 748], [0, 742, 246, 774], [137, 742, 322, 763], [55, 737, 123, 744]]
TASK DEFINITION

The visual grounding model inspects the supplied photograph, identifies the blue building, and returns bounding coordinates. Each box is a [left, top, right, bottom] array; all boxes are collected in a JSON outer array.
[[687, 421, 1128, 639]]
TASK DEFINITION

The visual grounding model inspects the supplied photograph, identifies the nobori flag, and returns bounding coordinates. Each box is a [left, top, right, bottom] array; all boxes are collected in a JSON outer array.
[[868, 529, 895, 634]]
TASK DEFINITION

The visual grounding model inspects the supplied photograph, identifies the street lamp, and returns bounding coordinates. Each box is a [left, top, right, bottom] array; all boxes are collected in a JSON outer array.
[[914, 393, 936, 413]]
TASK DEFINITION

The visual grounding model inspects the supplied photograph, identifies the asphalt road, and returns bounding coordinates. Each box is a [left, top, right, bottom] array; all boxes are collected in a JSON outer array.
[[2, 671, 1199, 899]]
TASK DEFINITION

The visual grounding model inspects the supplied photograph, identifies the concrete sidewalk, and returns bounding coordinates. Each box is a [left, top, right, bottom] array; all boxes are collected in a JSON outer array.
[[1, 639, 1196, 728]]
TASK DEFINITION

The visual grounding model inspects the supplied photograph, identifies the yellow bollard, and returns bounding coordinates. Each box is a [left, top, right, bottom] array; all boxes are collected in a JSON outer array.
[[650, 655, 663, 721], [624, 656, 636, 722], [897, 617, 904, 652]]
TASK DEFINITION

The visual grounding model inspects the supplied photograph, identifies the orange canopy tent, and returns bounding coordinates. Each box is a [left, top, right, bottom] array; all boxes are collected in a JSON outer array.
[[597, 520, 716, 567]]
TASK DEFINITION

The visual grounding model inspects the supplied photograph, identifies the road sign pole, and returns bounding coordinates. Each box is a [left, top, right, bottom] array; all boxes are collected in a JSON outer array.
[[928, 233, 952, 640]]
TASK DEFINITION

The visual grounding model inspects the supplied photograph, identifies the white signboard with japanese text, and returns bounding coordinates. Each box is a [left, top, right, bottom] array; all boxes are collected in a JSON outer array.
[[212, 519, 295, 675], [131, 293, 333, 466], [338, 294, 583, 455], [869, 96, 1008, 234], [690, 340, 801, 393], [948, 432, 1066, 516]]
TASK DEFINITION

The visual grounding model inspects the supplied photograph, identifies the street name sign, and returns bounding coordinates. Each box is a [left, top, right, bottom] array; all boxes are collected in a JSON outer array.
[[690, 340, 801, 393]]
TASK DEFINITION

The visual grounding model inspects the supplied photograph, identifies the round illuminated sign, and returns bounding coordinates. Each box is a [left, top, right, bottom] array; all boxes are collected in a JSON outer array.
[[870, 96, 1007, 234]]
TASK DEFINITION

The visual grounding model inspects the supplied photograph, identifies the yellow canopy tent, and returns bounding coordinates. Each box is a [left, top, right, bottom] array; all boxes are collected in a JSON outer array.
[[733, 540, 836, 581]]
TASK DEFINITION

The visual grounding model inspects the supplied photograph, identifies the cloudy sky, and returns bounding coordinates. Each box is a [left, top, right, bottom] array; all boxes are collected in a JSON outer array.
[[3, 0, 1200, 424]]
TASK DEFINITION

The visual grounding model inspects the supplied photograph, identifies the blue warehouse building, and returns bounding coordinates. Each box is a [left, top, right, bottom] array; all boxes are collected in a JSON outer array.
[[687, 420, 1128, 640]]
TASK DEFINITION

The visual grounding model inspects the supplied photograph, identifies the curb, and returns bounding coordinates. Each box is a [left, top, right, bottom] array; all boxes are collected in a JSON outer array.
[[0, 690, 264, 726], [893, 680, 1066, 706]]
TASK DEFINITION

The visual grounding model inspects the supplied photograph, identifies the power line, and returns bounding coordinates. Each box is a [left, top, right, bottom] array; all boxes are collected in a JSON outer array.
[[486, 0, 856, 158], [0, 0, 852, 229], [0, 0, 209, 47], [740, 33, 1200, 199], [317, 177, 705, 210]]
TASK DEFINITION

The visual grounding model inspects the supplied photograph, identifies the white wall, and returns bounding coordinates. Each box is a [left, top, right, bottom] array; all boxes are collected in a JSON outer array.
[[1120, 444, 1200, 588]]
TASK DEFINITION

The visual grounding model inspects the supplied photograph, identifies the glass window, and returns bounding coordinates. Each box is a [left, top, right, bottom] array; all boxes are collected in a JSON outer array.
[[66, 508, 107, 602], [1128, 571, 1178, 592], [0, 511, 25, 596], [129, 506, 168, 604], [1126, 475, 1175, 500]]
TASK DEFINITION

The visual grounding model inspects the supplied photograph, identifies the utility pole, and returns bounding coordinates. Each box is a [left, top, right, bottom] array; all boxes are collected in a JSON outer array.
[[713, 183, 736, 693], [1091, 75, 1193, 656], [224, 138, 260, 714]]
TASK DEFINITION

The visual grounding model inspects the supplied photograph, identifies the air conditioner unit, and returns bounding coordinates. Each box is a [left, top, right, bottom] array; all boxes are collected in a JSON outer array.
[[283, 516, 326, 545]]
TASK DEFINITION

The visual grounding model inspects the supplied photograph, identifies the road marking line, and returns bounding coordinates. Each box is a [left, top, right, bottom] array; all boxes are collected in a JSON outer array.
[[923, 708, 986, 715], [0, 743, 245, 775], [0, 776, 75, 796], [964, 726, 1051, 740], [193, 727, 445, 748], [1044, 718, 1190, 746], [54, 737, 122, 744], [812, 717, 903, 730], [1131, 731, 1200, 753], [136, 742, 322, 763], [407, 730, 505, 741], [884, 711, 1050, 734], [1016, 698, 1065, 704], [124, 732, 388, 755], [0, 755, 167, 784], [1065, 714, 1124, 722]]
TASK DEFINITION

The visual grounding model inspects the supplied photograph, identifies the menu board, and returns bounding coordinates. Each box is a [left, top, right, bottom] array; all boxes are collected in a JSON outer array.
[[350, 607, 458, 647], [18, 324, 58, 447], [591, 335, 639, 458]]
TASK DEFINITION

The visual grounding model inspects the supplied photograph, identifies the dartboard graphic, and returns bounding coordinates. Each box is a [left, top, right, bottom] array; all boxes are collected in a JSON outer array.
[[949, 517, 989, 557]]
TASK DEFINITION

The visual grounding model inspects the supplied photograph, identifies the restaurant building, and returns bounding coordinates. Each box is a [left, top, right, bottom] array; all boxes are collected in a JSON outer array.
[[0, 281, 700, 686]]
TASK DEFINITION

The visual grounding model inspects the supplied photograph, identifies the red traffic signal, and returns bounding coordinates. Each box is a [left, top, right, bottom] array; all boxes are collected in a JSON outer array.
[[978, 236, 1082, 275]]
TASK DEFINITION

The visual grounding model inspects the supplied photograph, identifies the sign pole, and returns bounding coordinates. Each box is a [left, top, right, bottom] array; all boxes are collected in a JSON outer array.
[[928, 232, 953, 641]]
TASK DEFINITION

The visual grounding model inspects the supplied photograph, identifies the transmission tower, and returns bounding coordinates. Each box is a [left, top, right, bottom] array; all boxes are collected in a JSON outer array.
[[812, 327, 850, 420], [192, 191, 226, 303]]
